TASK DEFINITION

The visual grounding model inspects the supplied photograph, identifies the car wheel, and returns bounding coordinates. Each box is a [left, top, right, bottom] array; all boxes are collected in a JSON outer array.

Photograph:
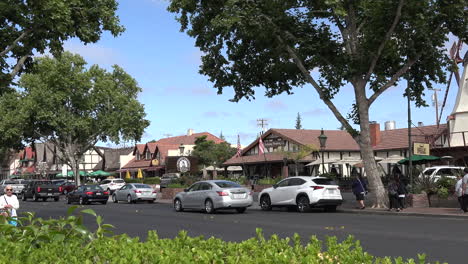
[[100, 201, 107, 205], [148, 199, 155, 204], [112, 194, 118, 203], [204, 199, 215, 214], [54, 196, 59, 202], [127, 195, 133, 204], [236, 207, 246, 214], [22, 194, 26, 201], [297, 196, 310, 213], [260, 195, 272, 211], [67, 197, 71, 204], [33, 193, 39, 202], [324, 205, 337, 212], [174, 199, 183, 212], [79, 197, 85, 205], [42, 197, 47, 202]]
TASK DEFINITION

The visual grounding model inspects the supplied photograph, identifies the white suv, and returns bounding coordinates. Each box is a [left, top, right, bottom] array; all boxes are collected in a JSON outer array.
[[100, 179, 126, 193], [420, 166, 465, 181], [259, 176, 342, 212]]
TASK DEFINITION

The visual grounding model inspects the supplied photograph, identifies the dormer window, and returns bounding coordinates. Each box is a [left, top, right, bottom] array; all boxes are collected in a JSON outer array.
[[136, 152, 141, 161], [145, 150, 151, 160]]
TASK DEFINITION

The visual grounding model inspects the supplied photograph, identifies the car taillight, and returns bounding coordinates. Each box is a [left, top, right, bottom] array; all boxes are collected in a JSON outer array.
[[311, 186, 324, 190], [59, 187, 63, 192], [134, 190, 141, 193], [37, 187, 41, 192], [216, 191, 229, 196], [85, 191, 93, 195], [103, 191, 109, 195], [152, 190, 157, 193]]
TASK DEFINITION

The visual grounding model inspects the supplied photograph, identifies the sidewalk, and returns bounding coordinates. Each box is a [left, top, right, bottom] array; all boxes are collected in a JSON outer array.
[[157, 193, 468, 219]]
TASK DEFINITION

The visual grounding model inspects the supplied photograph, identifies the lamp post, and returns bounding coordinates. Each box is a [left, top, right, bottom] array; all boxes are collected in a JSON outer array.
[[318, 129, 328, 175], [179, 144, 185, 156]]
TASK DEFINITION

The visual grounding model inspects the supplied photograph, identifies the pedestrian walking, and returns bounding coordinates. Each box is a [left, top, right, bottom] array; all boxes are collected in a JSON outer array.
[[351, 174, 367, 209], [461, 168, 468, 212], [396, 177, 407, 211], [387, 179, 399, 212], [455, 174, 464, 212], [0, 185, 20, 226]]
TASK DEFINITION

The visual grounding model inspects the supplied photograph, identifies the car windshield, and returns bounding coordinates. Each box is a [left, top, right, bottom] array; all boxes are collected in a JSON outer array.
[[312, 178, 337, 185], [84, 185, 103, 191], [214, 181, 241, 188], [134, 184, 151, 189], [423, 169, 436, 176]]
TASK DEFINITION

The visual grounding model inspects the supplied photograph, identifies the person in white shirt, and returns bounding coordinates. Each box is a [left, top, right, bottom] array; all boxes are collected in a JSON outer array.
[[461, 168, 468, 213], [0, 185, 20, 225], [455, 175, 464, 212]]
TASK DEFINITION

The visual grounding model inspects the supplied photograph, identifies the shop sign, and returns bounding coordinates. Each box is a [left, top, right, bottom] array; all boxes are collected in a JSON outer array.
[[177, 157, 191, 173], [264, 137, 286, 148], [413, 143, 430, 155]]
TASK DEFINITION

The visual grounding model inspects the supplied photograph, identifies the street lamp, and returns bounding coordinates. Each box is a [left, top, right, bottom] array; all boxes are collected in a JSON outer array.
[[179, 144, 185, 156], [318, 129, 328, 175]]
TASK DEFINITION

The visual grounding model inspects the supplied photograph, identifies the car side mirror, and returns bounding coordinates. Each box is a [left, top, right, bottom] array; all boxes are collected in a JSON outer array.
[[273, 184, 278, 189], [184, 188, 188, 192]]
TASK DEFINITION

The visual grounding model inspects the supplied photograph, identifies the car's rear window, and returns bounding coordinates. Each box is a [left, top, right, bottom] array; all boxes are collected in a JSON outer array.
[[114, 179, 125, 183], [37, 181, 52, 185], [134, 184, 151, 189], [423, 169, 436, 176], [4, 181, 18, 184], [214, 181, 241, 188], [85, 185, 103, 191], [312, 178, 337, 185]]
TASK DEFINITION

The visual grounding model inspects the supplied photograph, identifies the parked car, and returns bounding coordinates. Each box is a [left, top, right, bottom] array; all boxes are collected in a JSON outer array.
[[67, 185, 109, 205], [22, 180, 62, 202], [173, 180, 253, 214], [0, 179, 26, 196], [420, 166, 465, 181], [258, 176, 342, 212], [112, 183, 157, 203], [99, 179, 125, 193], [59, 181, 76, 194], [160, 173, 180, 188]]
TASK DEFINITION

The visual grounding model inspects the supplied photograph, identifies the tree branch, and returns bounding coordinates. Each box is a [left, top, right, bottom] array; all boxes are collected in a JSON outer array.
[[0, 30, 30, 57], [368, 55, 421, 105], [364, 0, 404, 82], [10, 55, 29, 77]]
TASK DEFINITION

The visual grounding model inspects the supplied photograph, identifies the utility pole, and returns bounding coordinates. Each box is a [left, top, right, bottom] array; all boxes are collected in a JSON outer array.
[[257, 118, 268, 134], [429, 88, 441, 128]]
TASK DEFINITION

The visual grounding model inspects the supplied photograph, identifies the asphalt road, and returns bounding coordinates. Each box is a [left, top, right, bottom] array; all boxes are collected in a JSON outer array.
[[18, 197, 466, 264]]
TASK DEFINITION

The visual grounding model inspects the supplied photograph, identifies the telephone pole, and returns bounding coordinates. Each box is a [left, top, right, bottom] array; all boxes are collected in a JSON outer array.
[[257, 118, 268, 134]]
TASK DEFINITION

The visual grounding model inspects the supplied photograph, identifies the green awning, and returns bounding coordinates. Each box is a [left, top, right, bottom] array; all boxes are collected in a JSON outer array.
[[56, 171, 89, 178], [88, 170, 112, 177], [397, 155, 440, 165]]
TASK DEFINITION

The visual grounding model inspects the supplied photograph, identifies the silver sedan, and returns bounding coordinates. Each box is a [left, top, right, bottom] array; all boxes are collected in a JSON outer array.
[[173, 180, 253, 213], [112, 183, 157, 203]]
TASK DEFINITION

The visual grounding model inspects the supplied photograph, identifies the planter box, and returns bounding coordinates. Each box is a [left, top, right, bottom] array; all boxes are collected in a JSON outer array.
[[408, 194, 429, 208], [160, 188, 185, 200]]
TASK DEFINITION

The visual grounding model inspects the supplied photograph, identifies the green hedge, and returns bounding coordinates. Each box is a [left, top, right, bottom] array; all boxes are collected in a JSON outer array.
[[0, 208, 436, 264]]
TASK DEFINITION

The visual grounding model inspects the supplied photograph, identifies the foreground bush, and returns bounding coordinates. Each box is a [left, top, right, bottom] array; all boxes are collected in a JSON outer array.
[[0, 207, 440, 264]]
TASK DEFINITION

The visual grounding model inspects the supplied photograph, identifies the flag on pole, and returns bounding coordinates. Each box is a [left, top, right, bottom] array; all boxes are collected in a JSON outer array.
[[258, 137, 265, 155], [236, 135, 242, 157]]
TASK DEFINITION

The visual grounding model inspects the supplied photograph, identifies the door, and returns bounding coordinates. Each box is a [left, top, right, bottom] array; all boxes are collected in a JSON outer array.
[[286, 178, 306, 204], [270, 179, 291, 205], [117, 185, 129, 201], [195, 183, 213, 208], [183, 183, 201, 208], [70, 186, 84, 202]]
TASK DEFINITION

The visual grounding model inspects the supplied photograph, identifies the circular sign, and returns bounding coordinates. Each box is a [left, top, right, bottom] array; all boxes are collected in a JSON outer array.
[[151, 159, 159, 166], [177, 157, 190, 173]]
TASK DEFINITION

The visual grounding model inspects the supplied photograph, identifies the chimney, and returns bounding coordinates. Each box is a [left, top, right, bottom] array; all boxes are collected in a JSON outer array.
[[369, 121, 381, 147], [418, 122, 424, 127], [187, 129, 194, 136]]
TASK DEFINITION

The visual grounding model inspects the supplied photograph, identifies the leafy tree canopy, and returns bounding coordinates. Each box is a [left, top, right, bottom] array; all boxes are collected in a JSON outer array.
[[192, 135, 236, 168], [0, 0, 124, 92], [1, 52, 149, 183]]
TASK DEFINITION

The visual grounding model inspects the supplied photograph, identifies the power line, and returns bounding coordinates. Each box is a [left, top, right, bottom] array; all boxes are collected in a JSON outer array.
[[257, 118, 268, 134]]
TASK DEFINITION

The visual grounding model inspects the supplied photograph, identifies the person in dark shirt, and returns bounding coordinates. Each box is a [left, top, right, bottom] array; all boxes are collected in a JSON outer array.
[[351, 174, 367, 209]]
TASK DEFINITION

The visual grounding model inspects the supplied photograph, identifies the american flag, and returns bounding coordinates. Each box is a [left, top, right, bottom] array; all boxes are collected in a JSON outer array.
[[236, 135, 242, 157], [258, 136, 265, 155]]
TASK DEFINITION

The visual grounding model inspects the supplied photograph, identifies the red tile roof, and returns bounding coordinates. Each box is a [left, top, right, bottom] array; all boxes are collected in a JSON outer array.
[[121, 158, 151, 169], [155, 132, 224, 145], [374, 124, 446, 150], [155, 144, 180, 164], [133, 144, 146, 155], [224, 152, 313, 165]]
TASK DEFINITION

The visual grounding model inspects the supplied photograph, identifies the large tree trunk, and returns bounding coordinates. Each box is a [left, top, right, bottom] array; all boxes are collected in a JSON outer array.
[[354, 81, 387, 208]]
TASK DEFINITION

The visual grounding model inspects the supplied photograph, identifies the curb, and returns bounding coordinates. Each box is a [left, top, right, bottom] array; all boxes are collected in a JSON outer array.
[[337, 208, 468, 219]]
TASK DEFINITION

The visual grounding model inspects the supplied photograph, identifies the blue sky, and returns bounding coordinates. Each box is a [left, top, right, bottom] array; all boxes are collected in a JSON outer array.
[[63, 0, 467, 146]]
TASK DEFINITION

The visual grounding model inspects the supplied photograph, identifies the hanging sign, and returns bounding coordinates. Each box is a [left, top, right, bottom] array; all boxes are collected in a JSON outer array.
[[413, 143, 430, 155]]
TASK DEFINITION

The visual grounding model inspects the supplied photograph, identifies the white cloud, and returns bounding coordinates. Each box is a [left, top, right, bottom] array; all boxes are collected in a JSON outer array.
[[63, 42, 121, 66]]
